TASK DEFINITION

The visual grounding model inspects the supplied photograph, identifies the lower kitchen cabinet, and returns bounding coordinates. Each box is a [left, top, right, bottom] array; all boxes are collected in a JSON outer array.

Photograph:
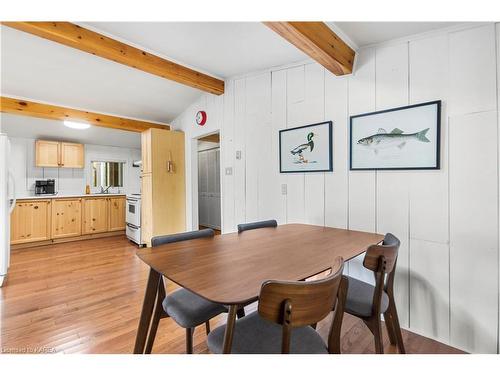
[[10, 200, 51, 244], [51, 198, 82, 239], [108, 197, 126, 231], [82, 197, 109, 234]]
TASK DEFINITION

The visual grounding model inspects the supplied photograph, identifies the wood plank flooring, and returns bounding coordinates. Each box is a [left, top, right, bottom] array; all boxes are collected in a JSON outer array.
[[0, 235, 464, 354]]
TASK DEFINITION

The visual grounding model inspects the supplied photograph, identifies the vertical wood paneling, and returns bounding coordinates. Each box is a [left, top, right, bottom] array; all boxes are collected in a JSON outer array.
[[408, 34, 450, 343], [449, 24, 497, 116], [244, 74, 268, 222], [286, 66, 306, 223], [222, 79, 236, 233], [304, 64, 325, 225], [449, 111, 498, 353], [270, 70, 288, 224], [375, 43, 410, 327], [324, 74, 349, 229], [348, 48, 377, 281], [233, 78, 247, 226]]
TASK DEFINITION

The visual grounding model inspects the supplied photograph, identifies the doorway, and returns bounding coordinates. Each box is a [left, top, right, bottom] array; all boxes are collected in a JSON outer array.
[[197, 133, 221, 235]]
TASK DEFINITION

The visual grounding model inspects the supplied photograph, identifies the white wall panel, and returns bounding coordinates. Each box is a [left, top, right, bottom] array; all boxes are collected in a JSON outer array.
[[233, 78, 247, 226], [449, 111, 498, 353], [270, 70, 288, 224], [324, 75, 349, 229], [304, 64, 325, 225], [449, 24, 497, 116], [375, 43, 409, 110], [221, 80, 236, 233], [286, 66, 306, 223], [244, 74, 268, 222], [410, 239, 450, 341], [408, 34, 451, 343]]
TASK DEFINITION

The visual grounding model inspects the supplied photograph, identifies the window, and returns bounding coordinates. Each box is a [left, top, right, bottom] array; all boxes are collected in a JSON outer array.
[[91, 161, 124, 188]]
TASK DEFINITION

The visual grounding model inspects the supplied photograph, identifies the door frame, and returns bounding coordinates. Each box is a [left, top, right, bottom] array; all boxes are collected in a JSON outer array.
[[189, 130, 223, 233]]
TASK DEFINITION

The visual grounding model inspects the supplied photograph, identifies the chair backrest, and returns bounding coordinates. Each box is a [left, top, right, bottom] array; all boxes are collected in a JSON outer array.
[[237, 219, 278, 233], [258, 257, 344, 353], [151, 228, 214, 247], [362, 232, 400, 274]]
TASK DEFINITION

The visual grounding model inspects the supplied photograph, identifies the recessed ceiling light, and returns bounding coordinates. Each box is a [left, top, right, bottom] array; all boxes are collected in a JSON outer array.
[[64, 120, 91, 130]]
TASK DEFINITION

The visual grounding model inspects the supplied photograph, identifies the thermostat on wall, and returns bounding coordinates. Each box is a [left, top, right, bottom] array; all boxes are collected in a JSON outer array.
[[196, 110, 207, 126]]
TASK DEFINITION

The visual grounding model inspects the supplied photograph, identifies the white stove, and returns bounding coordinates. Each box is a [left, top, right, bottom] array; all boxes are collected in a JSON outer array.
[[126, 194, 144, 246]]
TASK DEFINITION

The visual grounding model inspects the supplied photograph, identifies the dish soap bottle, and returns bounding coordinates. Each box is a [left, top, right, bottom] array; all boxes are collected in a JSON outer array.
[[85, 184, 90, 195]]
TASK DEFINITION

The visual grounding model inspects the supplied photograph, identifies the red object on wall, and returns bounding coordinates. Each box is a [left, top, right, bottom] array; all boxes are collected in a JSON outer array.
[[196, 110, 207, 126]]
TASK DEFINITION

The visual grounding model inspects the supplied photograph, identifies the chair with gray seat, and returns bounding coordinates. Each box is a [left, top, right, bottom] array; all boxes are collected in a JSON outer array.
[[145, 228, 227, 354], [237, 219, 278, 233], [207, 257, 347, 354], [344, 233, 405, 354]]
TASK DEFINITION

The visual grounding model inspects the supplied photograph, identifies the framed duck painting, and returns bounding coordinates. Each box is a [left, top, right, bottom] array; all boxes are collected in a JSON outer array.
[[350, 100, 441, 171], [279, 121, 333, 173]]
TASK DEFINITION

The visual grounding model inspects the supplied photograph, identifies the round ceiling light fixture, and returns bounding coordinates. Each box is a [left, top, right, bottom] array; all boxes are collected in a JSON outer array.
[[64, 120, 91, 130]]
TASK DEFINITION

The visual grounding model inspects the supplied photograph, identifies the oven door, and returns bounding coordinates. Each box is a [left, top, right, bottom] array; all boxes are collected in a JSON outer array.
[[126, 198, 141, 227]]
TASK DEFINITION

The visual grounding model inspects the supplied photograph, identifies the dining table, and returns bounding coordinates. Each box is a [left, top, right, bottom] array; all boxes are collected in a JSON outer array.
[[133, 223, 384, 354]]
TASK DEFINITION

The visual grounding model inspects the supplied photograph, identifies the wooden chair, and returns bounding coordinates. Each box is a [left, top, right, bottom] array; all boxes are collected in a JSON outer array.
[[207, 257, 347, 354], [343, 233, 406, 354], [145, 229, 228, 354], [237, 219, 278, 233]]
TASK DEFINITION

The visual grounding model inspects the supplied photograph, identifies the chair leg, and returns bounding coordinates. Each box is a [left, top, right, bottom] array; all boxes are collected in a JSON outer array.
[[186, 327, 194, 354], [236, 307, 245, 319], [388, 300, 406, 354], [383, 311, 397, 345], [373, 318, 384, 354], [205, 320, 211, 335]]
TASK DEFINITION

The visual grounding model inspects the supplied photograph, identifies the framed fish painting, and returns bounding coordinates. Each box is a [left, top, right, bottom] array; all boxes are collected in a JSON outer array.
[[350, 100, 441, 170], [279, 121, 333, 173]]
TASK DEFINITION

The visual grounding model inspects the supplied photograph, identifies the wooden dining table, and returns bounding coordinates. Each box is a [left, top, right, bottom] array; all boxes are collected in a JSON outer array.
[[133, 223, 384, 354]]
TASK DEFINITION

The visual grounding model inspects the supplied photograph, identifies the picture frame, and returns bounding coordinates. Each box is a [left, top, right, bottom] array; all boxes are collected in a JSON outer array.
[[279, 121, 333, 173], [350, 100, 441, 171]]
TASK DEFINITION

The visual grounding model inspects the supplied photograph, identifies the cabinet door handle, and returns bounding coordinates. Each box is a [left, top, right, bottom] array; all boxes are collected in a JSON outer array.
[[34, 206, 38, 209]]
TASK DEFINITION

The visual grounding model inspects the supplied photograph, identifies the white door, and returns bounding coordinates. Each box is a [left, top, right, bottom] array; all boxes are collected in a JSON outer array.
[[198, 148, 221, 230]]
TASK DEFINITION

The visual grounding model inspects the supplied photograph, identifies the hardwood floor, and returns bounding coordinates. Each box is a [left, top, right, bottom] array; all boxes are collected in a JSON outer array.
[[0, 235, 464, 354]]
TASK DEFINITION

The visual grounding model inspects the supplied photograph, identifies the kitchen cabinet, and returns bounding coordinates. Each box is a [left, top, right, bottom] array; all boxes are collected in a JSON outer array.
[[108, 196, 126, 231], [35, 140, 84, 168], [35, 140, 60, 167], [10, 200, 51, 244], [141, 128, 185, 246], [51, 198, 82, 239], [60, 142, 84, 168], [82, 197, 109, 234]]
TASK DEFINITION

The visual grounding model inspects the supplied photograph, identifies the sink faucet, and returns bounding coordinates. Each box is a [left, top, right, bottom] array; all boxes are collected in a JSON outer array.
[[100, 186, 111, 194]]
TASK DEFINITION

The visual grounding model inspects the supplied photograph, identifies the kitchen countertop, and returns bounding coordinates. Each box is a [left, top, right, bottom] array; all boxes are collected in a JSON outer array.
[[16, 193, 127, 200]]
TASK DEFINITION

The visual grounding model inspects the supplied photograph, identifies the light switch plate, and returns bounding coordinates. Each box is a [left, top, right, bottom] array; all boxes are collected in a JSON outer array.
[[236, 150, 242, 160], [281, 184, 287, 195], [225, 167, 233, 176]]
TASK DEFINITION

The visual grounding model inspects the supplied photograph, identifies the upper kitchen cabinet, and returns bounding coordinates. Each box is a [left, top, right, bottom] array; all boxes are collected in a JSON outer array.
[[35, 140, 84, 168], [35, 140, 60, 167], [60, 142, 84, 168]]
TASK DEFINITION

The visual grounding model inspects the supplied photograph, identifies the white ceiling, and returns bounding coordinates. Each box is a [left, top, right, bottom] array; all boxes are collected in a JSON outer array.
[[332, 22, 460, 47], [0, 25, 201, 124], [1, 21, 461, 145], [82, 22, 308, 78], [1, 113, 141, 148]]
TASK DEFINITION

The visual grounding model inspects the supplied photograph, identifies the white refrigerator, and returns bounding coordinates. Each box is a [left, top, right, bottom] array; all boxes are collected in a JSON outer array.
[[0, 133, 16, 287]]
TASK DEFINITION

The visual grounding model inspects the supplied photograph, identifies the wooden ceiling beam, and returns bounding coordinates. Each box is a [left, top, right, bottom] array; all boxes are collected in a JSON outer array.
[[2, 22, 225, 95], [1, 96, 169, 133], [263, 22, 355, 76]]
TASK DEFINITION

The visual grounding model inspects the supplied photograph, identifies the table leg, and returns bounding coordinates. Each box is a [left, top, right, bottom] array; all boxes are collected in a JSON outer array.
[[222, 305, 238, 354], [134, 267, 161, 354]]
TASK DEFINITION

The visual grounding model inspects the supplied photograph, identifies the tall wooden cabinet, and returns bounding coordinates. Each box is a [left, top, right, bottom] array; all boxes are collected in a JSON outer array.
[[141, 128, 186, 246]]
